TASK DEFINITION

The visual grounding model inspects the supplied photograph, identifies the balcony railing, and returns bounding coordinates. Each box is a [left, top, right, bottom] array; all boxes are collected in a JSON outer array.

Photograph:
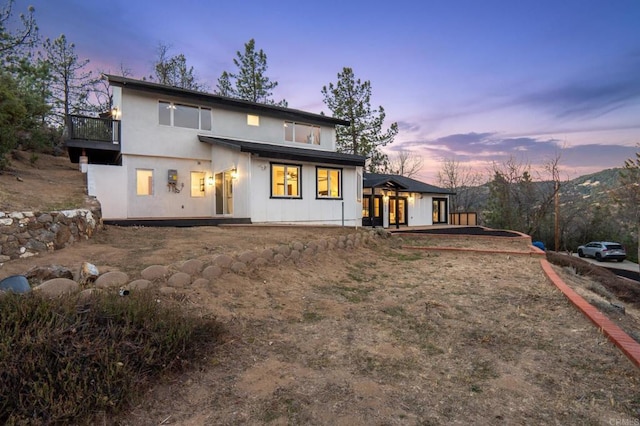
[[67, 115, 120, 144]]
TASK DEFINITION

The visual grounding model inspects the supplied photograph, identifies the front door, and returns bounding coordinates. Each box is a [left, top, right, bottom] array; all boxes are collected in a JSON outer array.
[[389, 197, 407, 226], [362, 195, 383, 227], [433, 197, 448, 224], [214, 171, 233, 215]]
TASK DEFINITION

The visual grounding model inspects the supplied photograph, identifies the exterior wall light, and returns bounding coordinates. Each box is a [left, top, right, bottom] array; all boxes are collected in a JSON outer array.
[[231, 168, 239, 180]]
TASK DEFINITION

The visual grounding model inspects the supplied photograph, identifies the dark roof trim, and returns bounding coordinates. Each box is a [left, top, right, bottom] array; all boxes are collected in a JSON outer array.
[[106, 75, 350, 127], [362, 175, 409, 190], [364, 172, 455, 195], [199, 136, 366, 167]]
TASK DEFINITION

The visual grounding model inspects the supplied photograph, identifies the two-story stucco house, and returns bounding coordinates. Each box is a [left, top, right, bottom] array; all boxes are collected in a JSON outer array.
[[64, 75, 366, 226]]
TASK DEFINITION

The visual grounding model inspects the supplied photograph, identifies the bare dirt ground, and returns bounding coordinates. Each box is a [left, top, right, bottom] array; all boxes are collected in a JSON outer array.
[[2, 151, 640, 424]]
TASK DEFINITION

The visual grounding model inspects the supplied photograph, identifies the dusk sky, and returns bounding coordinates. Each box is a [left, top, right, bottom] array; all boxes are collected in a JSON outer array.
[[20, 0, 640, 183]]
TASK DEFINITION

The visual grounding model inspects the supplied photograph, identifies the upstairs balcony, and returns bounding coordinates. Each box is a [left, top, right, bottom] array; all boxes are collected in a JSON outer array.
[[64, 115, 122, 165]]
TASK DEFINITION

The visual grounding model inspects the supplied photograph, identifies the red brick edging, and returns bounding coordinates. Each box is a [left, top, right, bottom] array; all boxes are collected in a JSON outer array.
[[401, 245, 545, 257], [540, 259, 640, 368]]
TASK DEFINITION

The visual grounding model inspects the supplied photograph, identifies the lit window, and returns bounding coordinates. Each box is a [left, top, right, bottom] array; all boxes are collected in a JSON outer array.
[[136, 169, 153, 196], [284, 121, 320, 145], [271, 164, 301, 198], [191, 171, 206, 197], [247, 114, 260, 126], [362, 197, 370, 217], [316, 167, 341, 198]]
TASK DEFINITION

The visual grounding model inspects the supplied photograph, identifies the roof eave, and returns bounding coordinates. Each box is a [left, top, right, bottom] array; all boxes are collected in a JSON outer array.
[[105, 74, 350, 127]]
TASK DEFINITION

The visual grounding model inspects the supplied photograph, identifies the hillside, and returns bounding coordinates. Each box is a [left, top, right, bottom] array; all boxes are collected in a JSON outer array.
[[0, 150, 88, 212], [459, 168, 623, 213]]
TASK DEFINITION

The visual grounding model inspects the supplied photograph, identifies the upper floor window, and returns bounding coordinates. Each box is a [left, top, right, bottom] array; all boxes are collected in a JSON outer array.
[[284, 121, 320, 145], [158, 101, 212, 130], [247, 114, 260, 126], [316, 167, 341, 199], [271, 164, 301, 198]]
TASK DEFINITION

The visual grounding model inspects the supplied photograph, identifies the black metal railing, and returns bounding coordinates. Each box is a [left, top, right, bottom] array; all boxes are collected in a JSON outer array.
[[67, 115, 120, 143]]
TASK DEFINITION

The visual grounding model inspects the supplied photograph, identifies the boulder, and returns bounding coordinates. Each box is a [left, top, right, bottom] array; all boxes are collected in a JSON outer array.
[[202, 265, 223, 280], [78, 262, 99, 286], [24, 265, 73, 283], [95, 271, 129, 289], [180, 259, 204, 275], [34, 278, 79, 298], [168, 272, 191, 288], [127, 279, 152, 291], [141, 265, 169, 281]]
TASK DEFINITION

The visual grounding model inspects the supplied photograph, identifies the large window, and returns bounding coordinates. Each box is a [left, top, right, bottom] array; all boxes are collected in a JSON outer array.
[[316, 167, 341, 198], [284, 121, 320, 145], [190, 171, 206, 197], [362, 197, 370, 218], [433, 198, 448, 224], [136, 169, 153, 196], [271, 164, 301, 198], [158, 101, 211, 130]]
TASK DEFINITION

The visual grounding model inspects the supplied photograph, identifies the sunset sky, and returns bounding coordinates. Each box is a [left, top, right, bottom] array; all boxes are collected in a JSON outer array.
[[20, 0, 640, 183]]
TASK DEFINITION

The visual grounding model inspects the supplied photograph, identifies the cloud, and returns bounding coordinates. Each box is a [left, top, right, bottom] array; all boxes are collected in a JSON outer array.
[[511, 52, 640, 120], [393, 132, 562, 160]]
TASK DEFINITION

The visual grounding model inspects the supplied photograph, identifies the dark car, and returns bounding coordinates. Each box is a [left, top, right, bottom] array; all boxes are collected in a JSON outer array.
[[577, 241, 626, 262]]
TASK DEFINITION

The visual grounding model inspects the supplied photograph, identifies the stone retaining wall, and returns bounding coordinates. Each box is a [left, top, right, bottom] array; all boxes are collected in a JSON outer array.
[[26, 229, 391, 298], [0, 205, 102, 262]]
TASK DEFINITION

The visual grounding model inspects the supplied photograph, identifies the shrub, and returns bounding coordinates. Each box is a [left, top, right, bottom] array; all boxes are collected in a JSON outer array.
[[0, 291, 222, 424]]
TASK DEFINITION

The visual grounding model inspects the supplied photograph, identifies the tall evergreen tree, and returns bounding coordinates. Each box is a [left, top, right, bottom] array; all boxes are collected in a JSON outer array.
[[153, 43, 206, 91], [613, 146, 640, 266], [0, 0, 37, 66], [215, 39, 287, 106], [321, 67, 398, 172], [0, 1, 52, 164], [42, 34, 97, 126]]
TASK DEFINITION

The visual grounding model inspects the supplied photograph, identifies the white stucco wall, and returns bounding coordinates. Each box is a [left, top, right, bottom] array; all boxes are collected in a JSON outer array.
[[123, 155, 214, 218], [87, 164, 127, 219], [407, 195, 432, 227], [249, 158, 361, 226]]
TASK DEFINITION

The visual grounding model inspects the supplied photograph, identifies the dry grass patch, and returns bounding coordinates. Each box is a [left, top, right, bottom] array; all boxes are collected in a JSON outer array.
[[121, 242, 640, 425]]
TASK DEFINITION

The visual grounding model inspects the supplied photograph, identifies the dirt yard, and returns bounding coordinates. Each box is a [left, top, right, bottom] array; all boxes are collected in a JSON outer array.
[[1, 151, 640, 424]]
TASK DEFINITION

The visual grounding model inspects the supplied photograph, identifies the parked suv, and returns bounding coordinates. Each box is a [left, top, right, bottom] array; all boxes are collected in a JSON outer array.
[[577, 241, 626, 262]]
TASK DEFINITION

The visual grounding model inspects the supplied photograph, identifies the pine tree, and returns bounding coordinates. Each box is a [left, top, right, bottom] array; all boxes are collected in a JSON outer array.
[[153, 43, 206, 91], [42, 34, 98, 126], [321, 67, 397, 172], [613, 146, 640, 267], [0, 0, 37, 67], [215, 39, 287, 106]]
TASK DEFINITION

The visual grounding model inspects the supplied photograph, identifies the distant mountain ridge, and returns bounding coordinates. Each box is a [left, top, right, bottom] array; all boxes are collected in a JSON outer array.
[[460, 168, 623, 212], [561, 168, 622, 205]]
